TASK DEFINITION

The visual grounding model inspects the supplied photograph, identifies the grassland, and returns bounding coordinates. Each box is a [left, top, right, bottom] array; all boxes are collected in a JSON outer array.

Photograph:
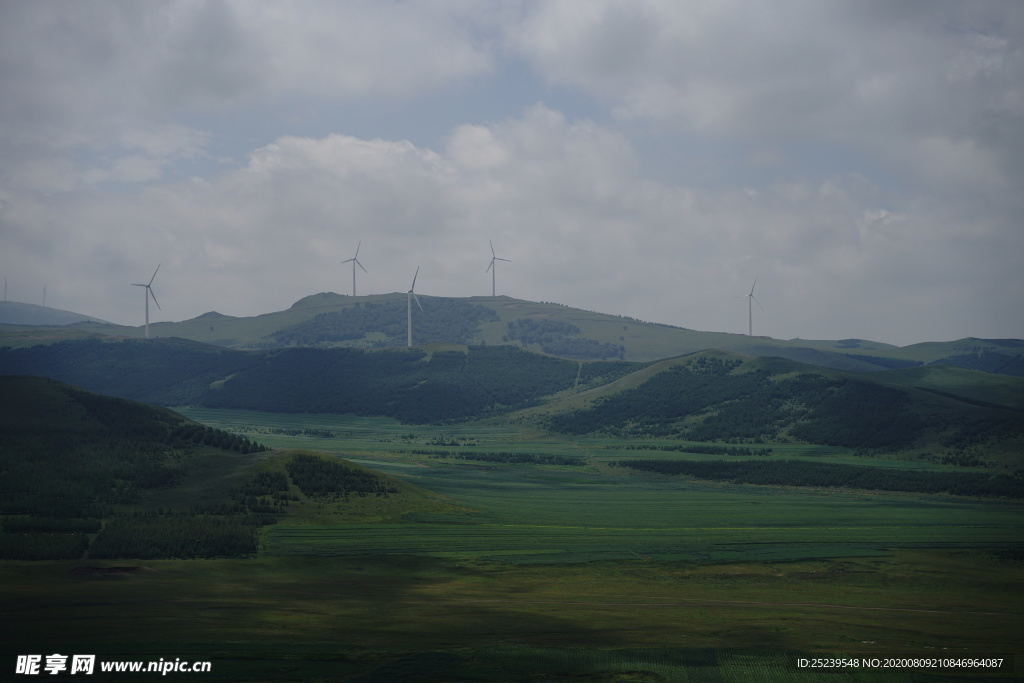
[[4, 407, 1022, 680]]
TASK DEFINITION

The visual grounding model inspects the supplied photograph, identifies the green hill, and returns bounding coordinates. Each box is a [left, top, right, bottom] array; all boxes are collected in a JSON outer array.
[[4, 293, 1022, 374], [531, 350, 1024, 467], [0, 377, 455, 560], [3, 341, 1023, 467], [0, 338, 639, 423]]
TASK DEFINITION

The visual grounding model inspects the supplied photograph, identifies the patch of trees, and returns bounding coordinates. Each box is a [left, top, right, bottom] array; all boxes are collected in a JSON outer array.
[[286, 453, 398, 500], [270, 298, 499, 347], [89, 515, 258, 559], [931, 350, 1024, 376], [548, 357, 927, 449], [578, 360, 647, 386], [414, 450, 586, 466], [504, 318, 625, 359], [623, 444, 773, 456], [2, 517, 101, 533], [505, 318, 580, 345], [169, 423, 268, 454], [0, 533, 90, 560], [612, 459, 1024, 499], [845, 354, 923, 370]]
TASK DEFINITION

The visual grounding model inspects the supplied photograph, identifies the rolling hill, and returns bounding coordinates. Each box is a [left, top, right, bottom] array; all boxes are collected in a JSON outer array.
[[0, 376, 458, 560], [3, 341, 1022, 469], [3, 292, 1022, 374]]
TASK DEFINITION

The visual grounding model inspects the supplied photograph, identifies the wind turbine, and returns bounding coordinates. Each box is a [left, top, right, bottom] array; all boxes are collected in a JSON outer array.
[[742, 275, 763, 337], [485, 241, 510, 297], [132, 264, 161, 339], [407, 266, 422, 347], [340, 241, 367, 296], [42, 284, 46, 308]]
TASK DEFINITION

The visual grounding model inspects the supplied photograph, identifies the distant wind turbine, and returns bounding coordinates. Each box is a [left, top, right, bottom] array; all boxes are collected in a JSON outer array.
[[42, 284, 46, 308], [741, 275, 763, 337], [485, 241, 510, 297], [340, 241, 367, 296], [132, 264, 161, 339], [407, 266, 422, 347]]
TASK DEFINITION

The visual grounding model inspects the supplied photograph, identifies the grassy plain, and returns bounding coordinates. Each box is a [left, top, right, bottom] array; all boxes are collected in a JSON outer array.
[[4, 407, 1022, 680]]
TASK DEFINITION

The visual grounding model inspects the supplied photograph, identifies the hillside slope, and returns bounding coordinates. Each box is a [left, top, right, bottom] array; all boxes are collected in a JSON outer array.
[[533, 350, 1024, 467], [4, 292, 1021, 373], [0, 338, 639, 423], [0, 377, 459, 559]]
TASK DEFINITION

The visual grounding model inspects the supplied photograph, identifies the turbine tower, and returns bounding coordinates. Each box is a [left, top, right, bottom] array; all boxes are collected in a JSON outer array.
[[407, 266, 422, 347], [485, 241, 510, 297], [340, 241, 367, 296], [132, 264, 161, 339], [42, 284, 46, 307], [743, 275, 763, 337]]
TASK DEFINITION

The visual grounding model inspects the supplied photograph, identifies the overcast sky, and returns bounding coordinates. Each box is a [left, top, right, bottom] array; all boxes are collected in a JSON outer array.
[[2, 1, 1022, 346]]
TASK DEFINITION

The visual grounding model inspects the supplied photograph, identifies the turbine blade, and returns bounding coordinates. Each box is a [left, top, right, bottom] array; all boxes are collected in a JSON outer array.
[[752, 294, 764, 311], [149, 287, 161, 310], [490, 240, 495, 258], [749, 274, 758, 296], [486, 259, 493, 273], [413, 291, 423, 311], [341, 258, 354, 264], [356, 259, 367, 273], [149, 263, 161, 287], [354, 240, 361, 258], [497, 257, 510, 262], [411, 266, 419, 291]]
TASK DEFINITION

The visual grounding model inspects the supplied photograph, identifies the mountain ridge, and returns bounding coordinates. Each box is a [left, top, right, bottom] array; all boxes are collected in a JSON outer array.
[[1, 293, 1021, 375]]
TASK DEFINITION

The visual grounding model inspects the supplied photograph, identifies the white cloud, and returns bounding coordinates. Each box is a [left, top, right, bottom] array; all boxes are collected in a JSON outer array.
[[1, 2, 1021, 347]]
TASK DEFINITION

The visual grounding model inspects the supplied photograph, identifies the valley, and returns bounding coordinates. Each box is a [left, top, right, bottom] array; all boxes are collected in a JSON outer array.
[[1, 302, 1023, 680]]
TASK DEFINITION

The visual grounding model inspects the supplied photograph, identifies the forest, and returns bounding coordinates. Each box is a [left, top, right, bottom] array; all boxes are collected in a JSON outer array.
[[548, 355, 930, 449], [0, 339, 587, 423], [203, 345, 580, 422]]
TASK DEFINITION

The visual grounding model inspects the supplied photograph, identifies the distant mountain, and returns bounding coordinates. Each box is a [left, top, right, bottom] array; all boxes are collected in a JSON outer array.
[[2, 293, 1022, 375], [0, 300, 111, 326]]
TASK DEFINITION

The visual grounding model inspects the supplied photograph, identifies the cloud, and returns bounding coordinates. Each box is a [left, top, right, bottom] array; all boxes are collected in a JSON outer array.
[[0, 1, 498, 188], [5, 102, 1020, 345], [1, 2, 1021, 347]]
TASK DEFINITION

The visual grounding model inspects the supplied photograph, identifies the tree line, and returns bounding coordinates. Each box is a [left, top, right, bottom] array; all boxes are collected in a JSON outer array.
[[612, 458, 1024, 498], [413, 450, 586, 466]]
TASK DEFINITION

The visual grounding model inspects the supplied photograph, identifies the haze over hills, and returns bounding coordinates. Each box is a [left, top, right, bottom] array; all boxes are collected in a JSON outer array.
[[0, 300, 111, 326], [2, 292, 1023, 376]]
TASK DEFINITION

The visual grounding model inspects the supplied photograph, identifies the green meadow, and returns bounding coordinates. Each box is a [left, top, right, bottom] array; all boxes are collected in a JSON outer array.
[[3, 405, 1022, 681]]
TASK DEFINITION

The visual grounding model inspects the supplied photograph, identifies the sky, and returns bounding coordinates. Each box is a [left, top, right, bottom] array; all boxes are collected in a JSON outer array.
[[2, 1, 1022, 347]]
